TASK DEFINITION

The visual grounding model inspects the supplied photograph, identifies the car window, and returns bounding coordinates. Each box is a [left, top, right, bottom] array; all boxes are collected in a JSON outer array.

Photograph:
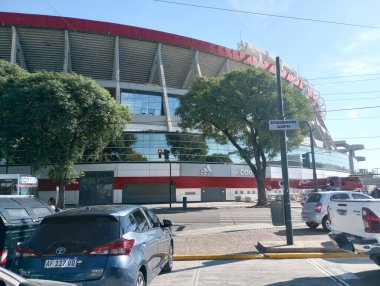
[[330, 193, 350, 200], [131, 209, 150, 232], [143, 208, 161, 228], [306, 193, 321, 203], [26, 215, 120, 254], [351, 193, 371, 199], [120, 214, 139, 234]]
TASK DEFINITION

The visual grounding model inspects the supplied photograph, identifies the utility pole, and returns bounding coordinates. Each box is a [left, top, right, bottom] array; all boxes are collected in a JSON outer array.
[[276, 56, 293, 245]]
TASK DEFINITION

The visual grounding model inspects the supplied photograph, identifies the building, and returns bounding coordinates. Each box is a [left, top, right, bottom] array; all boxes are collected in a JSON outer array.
[[0, 12, 363, 205]]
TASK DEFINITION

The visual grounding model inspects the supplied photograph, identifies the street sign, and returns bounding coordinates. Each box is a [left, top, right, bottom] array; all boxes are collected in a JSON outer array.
[[269, 120, 299, 131]]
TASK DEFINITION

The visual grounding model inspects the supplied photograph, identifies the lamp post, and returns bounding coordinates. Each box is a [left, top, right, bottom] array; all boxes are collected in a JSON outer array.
[[301, 121, 318, 192]]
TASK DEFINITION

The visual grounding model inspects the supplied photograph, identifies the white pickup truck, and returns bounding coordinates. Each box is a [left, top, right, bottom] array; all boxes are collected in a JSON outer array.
[[328, 199, 380, 266]]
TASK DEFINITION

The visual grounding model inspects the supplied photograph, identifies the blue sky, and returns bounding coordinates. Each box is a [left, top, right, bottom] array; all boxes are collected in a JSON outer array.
[[2, 0, 380, 172]]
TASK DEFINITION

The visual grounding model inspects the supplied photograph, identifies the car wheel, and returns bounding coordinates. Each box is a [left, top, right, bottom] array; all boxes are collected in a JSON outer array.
[[161, 243, 173, 273], [136, 271, 145, 286], [306, 222, 319, 229], [322, 216, 331, 231]]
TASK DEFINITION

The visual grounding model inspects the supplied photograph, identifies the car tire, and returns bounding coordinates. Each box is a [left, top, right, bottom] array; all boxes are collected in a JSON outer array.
[[136, 271, 145, 286], [161, 243, 173, 273], [306, 222, 319, 229], [322, 216, 331, 231]]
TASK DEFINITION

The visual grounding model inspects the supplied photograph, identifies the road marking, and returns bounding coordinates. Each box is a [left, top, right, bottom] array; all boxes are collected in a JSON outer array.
[[308, 258, 357, 286]]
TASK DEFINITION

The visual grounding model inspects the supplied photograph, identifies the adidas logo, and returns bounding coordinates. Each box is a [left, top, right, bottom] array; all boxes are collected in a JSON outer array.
[[200, 164, 213, 176]]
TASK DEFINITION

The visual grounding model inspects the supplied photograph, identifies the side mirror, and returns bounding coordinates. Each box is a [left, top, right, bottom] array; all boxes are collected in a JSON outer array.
[[162, 219, 172, 227]]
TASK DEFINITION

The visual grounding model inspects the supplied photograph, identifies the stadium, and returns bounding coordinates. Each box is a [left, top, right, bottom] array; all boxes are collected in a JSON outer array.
[[0, 12, 365, 205]]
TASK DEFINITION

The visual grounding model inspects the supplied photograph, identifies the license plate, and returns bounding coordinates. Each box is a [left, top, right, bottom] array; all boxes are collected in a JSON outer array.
[[44, 258, 77, 268]]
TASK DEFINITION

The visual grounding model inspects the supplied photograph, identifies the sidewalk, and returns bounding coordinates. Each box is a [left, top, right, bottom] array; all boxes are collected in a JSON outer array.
[[146, 201, 361, 260]]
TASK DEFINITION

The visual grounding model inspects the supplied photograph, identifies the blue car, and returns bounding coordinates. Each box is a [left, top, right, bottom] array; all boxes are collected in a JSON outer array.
[[12, 205, 173, 286]]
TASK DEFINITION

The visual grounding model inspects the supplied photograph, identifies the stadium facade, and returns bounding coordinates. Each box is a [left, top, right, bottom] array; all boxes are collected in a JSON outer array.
[[0, 12, 364, 205]]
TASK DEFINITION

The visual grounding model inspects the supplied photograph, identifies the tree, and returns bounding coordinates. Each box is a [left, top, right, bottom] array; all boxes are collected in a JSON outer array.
[[0, 61, 131, 208], [166, 133, 208, 161], [175, 68, 313, 206]]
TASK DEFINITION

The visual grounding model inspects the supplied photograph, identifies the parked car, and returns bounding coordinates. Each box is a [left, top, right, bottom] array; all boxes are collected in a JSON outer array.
[[0, 196, 54, 268], [11, 205, 173, 286], [0, 266, 77, 286], [301, 191, 372, 231]]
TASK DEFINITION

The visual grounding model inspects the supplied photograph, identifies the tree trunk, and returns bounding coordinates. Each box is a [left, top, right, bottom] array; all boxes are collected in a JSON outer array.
[[58, 180, 66, 209], [256, 173, 267, 206]]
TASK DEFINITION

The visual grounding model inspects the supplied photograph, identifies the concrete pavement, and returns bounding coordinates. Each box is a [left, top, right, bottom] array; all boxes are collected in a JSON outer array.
[[146, 201, 364, 260]]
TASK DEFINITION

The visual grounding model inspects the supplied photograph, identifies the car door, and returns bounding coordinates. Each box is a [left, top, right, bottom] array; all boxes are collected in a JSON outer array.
[[142, 208, 171, 270], [130, 209, 161, 278]]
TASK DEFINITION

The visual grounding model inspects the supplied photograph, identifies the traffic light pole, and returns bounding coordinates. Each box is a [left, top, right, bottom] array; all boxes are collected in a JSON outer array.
[[301, 121, 318, 192], [169, 159, 172, 209], [276, 57, 293, 245]]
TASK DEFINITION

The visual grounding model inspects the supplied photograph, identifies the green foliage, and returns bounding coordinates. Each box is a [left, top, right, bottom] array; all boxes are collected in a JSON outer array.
[[166, 133, 208, 161], [176, 67, 313, 205], [0, 61, 131, 187], [176, 68, 312, 161]]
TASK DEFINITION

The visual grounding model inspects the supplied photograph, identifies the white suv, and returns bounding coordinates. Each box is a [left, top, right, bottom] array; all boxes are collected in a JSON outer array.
[[301, 191, 372, 231]]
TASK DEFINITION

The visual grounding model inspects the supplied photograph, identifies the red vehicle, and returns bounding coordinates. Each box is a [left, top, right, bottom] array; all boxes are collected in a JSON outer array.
[[269, 176, 363, 191]]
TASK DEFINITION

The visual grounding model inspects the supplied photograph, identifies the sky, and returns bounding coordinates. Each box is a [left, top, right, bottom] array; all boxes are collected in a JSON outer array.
[[2, 0, 380, 172]]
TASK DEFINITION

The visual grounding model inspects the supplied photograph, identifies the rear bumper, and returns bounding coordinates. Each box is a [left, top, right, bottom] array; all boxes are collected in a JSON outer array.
[[329, 232, 380, 255], [301, 212, 324, 224]]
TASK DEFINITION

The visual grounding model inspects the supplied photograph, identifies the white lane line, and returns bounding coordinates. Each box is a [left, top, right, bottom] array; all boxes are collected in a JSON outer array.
[[308, 259, 353, 286]]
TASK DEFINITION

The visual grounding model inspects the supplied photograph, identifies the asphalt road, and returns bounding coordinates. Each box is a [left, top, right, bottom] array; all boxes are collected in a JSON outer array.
[[151, 202, 304, 233], [151, 257, 380, 286]]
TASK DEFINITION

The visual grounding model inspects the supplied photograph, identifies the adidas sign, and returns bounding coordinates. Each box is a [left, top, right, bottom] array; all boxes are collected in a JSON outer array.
[[200, 164, 213, 176]]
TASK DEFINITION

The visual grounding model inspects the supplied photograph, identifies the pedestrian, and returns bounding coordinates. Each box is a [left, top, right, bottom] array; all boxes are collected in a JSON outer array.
[[48, 197, 60, 212]]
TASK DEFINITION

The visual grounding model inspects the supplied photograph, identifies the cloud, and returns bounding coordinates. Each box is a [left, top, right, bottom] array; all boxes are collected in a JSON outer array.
[[342, 30, 380, 53], [347, 109, 358, 119]]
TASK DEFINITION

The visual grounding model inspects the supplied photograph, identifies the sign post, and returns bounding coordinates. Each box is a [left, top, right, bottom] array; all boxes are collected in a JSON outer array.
[[275, 56, 293, 245]]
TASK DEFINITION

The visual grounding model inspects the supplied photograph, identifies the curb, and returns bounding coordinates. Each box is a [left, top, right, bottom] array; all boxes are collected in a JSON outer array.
[[173, 252, 366, 260]]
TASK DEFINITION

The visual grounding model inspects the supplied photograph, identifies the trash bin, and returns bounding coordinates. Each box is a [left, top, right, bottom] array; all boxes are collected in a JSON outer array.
[[182, 196, 187, 208], [0, 195, 54, 268], [270, 195, 285, 226]]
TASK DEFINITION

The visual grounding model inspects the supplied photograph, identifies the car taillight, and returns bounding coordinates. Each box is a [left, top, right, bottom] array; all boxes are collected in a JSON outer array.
[[315, 202, 322, 213], [0, 249, 7, 266], [15, 245, 39, 257], [88, 238, 135, 256], [362, 207, 380, 233]]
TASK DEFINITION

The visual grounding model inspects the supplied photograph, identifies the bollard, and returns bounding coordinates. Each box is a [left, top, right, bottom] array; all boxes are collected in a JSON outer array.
[[182, 196, 187, 208]]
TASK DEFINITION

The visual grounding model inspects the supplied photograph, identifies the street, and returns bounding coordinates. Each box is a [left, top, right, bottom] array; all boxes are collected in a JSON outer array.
[[151, 257, 380, 286]]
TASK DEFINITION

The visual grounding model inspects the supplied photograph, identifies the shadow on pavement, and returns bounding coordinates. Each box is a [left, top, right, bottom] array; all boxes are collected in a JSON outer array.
[[274, 227, 329, 237]]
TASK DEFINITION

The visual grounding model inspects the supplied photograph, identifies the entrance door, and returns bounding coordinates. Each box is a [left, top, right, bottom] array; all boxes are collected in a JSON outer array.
[[79, 171, 114, 206], [201, 187, 226, 202]]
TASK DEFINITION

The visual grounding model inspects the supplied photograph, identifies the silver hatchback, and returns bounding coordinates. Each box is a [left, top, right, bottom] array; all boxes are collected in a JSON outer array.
[[301, 191, 372, 231]]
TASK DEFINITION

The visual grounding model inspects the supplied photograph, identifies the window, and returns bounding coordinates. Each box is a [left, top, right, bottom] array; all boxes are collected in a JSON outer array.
[[131, 209, 150, 231], [26, 216, 120, 254], [143, 208, 160, 228], [31, 207, 52, 217], [121, 91, 162, 116], [307, 193, 321, 203], [351, 193, 371, 200], [330, 193, 350, 200], [168, 95, 180, 117]]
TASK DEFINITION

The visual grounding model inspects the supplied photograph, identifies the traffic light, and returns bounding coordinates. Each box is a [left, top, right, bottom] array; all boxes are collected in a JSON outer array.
[[302, 152, 311, 168], [158, 149, 162, 158], [164, 149, 170, 160]]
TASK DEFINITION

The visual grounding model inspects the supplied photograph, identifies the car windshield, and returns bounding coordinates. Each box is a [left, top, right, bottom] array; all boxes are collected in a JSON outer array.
[[306, 193, 321, 203], [26, 215, 120, 254]]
